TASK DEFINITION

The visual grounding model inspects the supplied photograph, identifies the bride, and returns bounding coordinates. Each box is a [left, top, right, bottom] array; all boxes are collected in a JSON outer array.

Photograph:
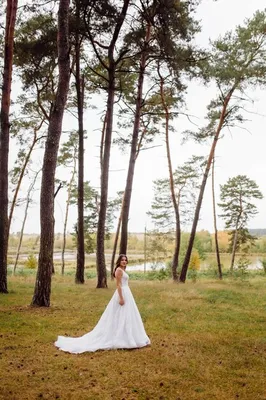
[[54, 254, 151, 353]]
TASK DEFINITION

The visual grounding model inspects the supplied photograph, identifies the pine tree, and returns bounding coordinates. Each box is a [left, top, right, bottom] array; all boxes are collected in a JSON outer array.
[[218, 175, 263, 271]]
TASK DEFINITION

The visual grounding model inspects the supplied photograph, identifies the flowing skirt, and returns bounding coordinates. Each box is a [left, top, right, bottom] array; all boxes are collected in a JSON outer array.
[[54, 286, 151, 353]]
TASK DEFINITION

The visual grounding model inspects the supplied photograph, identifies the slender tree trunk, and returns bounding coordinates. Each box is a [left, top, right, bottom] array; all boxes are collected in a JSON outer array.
[[119, 22, 151, 255], [179, 87, 236, 283], [61, 159, 77, 275], [230, 228, 239, 271], [96, 0, 130, 288], [100, 112, 107, 173], [212, 157, 222, 279], [110, 216, 122, 280], [230, 204, 242, 271], [51, 182, 62, 277], [31, 0, 71, 306], [159, 72, 180, 281], [0, 0, 18, 294], [96, 75, 115, 288], [8, 125, 42, 234], [13, 170, 40, 274], [110, 193, 125, 279], [75, 2, 85, 284]]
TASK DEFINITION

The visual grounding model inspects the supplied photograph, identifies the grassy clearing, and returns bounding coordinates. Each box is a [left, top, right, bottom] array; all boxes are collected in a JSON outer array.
[[1, 275, 266, 400]]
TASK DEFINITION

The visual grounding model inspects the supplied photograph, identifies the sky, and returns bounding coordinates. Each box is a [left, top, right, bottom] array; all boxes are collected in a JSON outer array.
[[10, 0, 266, 235]]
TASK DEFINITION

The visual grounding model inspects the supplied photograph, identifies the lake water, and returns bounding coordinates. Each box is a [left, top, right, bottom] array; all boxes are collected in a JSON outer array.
[[17, 252, 266, 272], [126, 255, 265, 272], [126, 261, 166, 272]]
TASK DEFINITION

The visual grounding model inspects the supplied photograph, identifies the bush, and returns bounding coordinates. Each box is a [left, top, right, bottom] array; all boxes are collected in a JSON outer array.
[[25, 254, 38, 269], [188, 250, 201, 282], [236, 256, 249, 275]]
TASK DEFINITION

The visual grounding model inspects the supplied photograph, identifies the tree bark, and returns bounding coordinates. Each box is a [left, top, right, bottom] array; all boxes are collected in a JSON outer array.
[[110, 192, 125, 279], [96, 75, 115, 288], [31, 0, 71, 306], [110, 215, 122, 280], [179, 87, 236, 282], [62, 159, 77, 275], [96, 0, 130, 288], [0, 0, 18, 294], [119, 22, 151, 255], [230, 202, 242, 271], [159, 71, 180, 281], [230, 228, 239, 272], [75, 1, 85, 284], [212, 157, 222, 279]]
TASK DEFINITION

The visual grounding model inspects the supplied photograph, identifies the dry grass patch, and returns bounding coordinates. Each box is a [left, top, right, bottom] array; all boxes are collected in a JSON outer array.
[[1, 275, 266, 399]]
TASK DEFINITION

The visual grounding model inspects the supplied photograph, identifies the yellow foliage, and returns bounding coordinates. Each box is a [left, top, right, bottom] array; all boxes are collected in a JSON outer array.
[[189, 249, 201, 271]]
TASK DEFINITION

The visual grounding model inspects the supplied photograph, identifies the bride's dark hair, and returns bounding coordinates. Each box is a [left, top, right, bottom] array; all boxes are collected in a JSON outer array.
[[113, 254, 128, 277]]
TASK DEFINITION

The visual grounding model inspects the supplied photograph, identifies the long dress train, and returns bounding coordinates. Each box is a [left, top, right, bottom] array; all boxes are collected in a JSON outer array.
[[54, 269, 151, 353]]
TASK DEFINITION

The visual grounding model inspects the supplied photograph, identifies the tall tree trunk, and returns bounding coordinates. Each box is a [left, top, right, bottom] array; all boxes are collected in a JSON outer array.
[[13, 169, 40, 274], [110, 192, 125, 279], [75, 1, 85, 284], [212, 157, 222, 279], [31, 0, 70, 306], [100, 112, 107, 173], [179, 87, 236, 283], [110, 215, 122, 280], [96, 0, 130, 288], [96, 75, 115, 288], [61, 159, 77, 275], [0, 0, 18, 294], [119, 22, 151, 255], [230, 203, 242, 271], [159, 71, 180, 281], [230, 228, 239, 272]]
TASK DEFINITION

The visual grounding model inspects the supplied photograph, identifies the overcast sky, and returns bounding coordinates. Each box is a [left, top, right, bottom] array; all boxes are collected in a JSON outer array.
[[10, 0, 266, 235]]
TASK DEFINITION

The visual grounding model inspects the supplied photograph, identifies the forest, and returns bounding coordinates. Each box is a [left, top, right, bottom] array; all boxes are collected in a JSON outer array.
[[1, 0, 266, 302], [1, 1, 266, 399]]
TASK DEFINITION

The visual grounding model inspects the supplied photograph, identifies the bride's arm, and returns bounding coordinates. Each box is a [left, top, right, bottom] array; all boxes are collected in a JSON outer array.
[[115, 269, 125, 306]]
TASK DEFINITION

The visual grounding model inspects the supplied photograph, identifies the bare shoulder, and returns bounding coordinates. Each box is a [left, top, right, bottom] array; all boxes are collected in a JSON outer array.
[[115, 268, 123, 278]]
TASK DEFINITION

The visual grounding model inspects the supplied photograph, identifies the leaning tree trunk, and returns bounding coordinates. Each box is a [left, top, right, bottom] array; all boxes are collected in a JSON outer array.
[[110, 217, 121, 279], [75, 2, 85, 284], [230, 228, 239, 272], [8, 124, 43, 234], [119, 22, 151, 255], [110, 192, 125, 279], [211, 157, 222, 279], [159, 71, 180, 281], [0, 0, 18, 294], [31, 0, 70, 306], [179, 86, 236, 283]]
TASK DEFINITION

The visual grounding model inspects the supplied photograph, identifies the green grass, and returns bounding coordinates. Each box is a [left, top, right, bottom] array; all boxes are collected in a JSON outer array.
[[1, 275, 266, 399]]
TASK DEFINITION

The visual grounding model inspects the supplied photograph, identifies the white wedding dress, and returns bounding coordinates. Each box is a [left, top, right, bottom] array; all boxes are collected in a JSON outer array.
[[54, 269, 151, 353]]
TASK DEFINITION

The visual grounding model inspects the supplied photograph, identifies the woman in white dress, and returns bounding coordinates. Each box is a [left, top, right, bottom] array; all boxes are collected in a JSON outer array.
[[54, 254, 151, 353]]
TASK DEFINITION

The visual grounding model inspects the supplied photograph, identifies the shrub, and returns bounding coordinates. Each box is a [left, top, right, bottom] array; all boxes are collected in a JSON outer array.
[[25, 254, 38, 269], [207, 261, 222, 278], [189, 250, 200, 282], [236, 256, 249, 275]]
